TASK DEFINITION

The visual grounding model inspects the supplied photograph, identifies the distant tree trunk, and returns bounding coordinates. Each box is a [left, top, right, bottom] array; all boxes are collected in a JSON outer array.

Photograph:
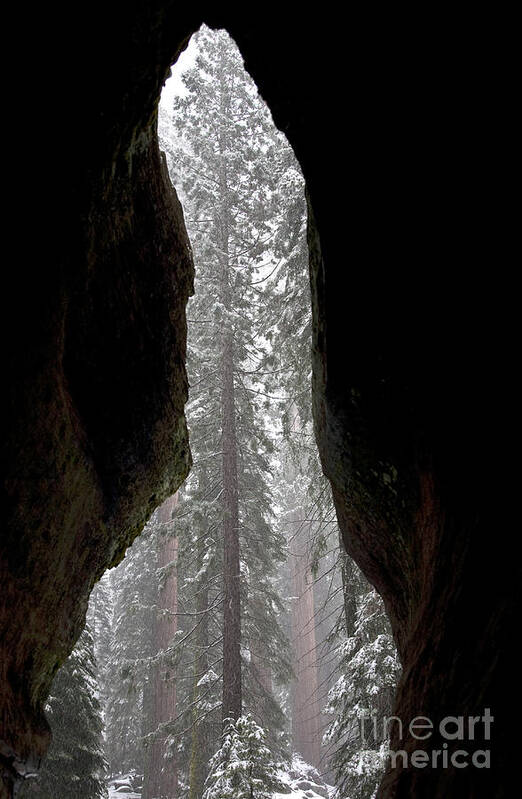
[[221, 286, 242, 726], [290, 515, 321, 769], [338, 530, 357, 638], [251, 637, 273, 697], [249, 595, 273, 728], [286, 404, 321, 767], [189, 514, 213, 799], [143, 493, 179, 799]]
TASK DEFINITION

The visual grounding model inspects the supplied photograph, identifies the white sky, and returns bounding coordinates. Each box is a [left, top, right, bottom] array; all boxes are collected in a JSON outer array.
[[160, 36, 199, 107]]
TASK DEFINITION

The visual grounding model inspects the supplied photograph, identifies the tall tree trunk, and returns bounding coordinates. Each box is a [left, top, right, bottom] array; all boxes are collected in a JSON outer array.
[[221, 310, 242, 725], [143, 493, 179, 799], [218, 53, 242, 727], [189, 512, 213, 799], [290, 516, 322, 769], [287, 404, 321, 767], [338, 530, 357, 638], [251, 637, 273, 697], [249, 595, 273, 728]]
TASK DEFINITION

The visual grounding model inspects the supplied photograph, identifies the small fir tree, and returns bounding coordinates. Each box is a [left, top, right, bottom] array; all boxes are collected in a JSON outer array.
[[20, 624, 107, 799], [202, 714, 284, 799], [104, 520, 159, 778], [323, 572, 400, 799]]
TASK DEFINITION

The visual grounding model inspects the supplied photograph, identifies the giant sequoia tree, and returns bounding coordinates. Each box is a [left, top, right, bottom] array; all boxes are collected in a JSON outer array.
[[167, 23, 291, 741], [142, 493, 179, 799]]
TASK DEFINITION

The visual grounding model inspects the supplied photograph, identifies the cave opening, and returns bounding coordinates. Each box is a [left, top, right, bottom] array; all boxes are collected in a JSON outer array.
[[3, 7, 516, 799], [15, 24, 399, 799]]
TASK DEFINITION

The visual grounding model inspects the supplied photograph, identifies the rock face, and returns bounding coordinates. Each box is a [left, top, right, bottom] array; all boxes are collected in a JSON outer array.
[[2, 4, 198, 794], [308, 205, 517, 799], [2, 5, 516, 798]]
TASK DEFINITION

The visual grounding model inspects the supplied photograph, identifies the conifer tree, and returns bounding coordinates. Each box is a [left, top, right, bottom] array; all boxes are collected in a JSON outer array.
[[323, 567, 400, 799], [173, 475, 223, 798], [88, 571, 113, 712], [104, 521, 158, 778], [202, 714, 284, 799], [142, 493, 180, 799], [20, 625, 107, 799], [167, 23, 291, 749]]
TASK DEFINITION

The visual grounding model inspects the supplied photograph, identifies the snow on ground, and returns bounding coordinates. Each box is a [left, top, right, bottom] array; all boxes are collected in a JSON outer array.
[[109, 789, 140, 799], [108, 773, 141, 798], [274, 754, 336, 799], [108, 755, 337, 799], [274, 775, 336, 799]]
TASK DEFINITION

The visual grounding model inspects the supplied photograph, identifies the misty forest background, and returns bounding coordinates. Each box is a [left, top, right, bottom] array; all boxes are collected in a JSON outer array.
[[21, 28, 400, 799]]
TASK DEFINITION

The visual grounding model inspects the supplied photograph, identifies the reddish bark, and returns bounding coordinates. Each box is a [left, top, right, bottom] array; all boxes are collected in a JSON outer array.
[[143, 493, 179, 799], [290, 519, 321, 769], [221, 314, 242, 726]]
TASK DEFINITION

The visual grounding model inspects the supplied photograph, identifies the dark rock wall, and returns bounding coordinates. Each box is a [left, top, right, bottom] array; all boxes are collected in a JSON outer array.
[[2, 5, 516, 797], [2, 4, 199, 793]]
